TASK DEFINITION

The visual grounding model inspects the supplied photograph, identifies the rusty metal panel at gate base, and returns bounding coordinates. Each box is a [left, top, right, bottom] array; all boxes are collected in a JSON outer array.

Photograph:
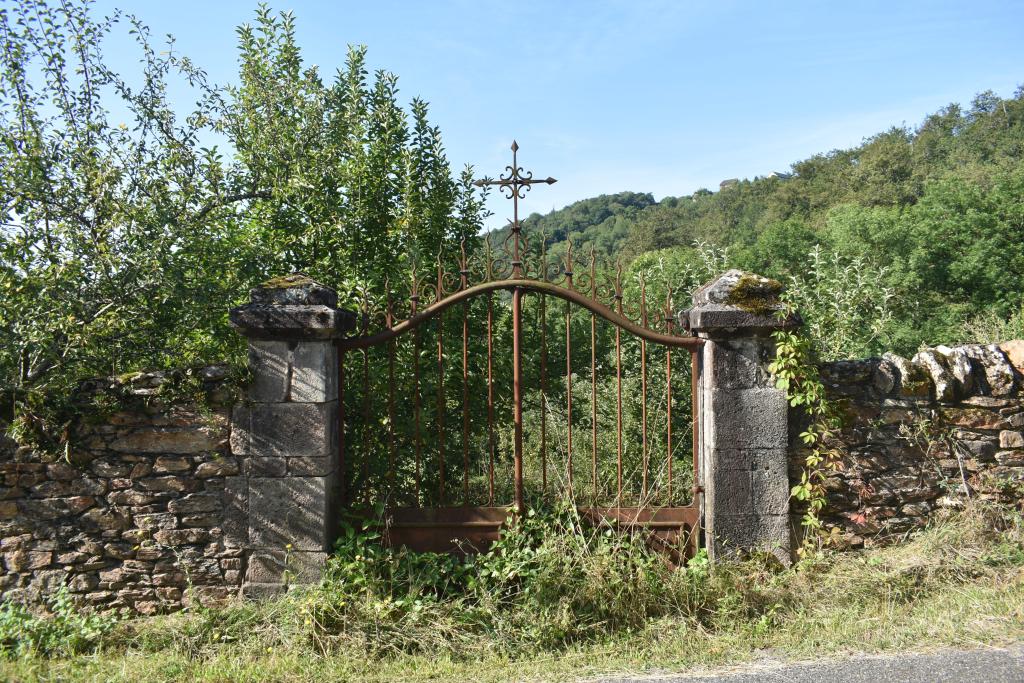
[[364, 505, 699, 560], [579, 506, 700, 565], [373, 507, 511, 554]]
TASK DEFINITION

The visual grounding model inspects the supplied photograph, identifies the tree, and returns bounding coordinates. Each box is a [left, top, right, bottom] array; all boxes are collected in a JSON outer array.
[[0, 1, 486, 446]]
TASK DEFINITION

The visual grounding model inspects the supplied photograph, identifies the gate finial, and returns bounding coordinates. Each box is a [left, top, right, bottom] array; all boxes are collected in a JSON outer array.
[[473, 141, 556, 278]]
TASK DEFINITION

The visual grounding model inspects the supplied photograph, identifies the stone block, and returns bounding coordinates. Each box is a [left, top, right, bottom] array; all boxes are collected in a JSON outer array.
[[690, 306, 793, 332], [90, 460, 131, 478], [195, 458, 240, 478], [290, 341, 338, 402], [245, 457, 288, 477], [222, 476, 247, 548], [16, 498, 67, 520], [960, 344, 1017, 396], [709, 388, 788, 450], [130, 462, 153, 478], [168, 494, 220, 515], [80, 507, 132, 531], [248, 475, 335, 551], [153, 456, 191, 473], [959, 438, 997, 460], [4, 550, 52, 572], [153, 529, 210, 546], [249, 275, 338, 307], [181, 514, 219, 528], [135, 513, 177, 531], [246, 402, 337, 459], [46, 462, 78, 481], [962, 396, 1013, 408], [996, 450, 1024, 466], [1000, 430, 1024, 449], [708, 514, 790, 565], [752, 468, 790, 515], [67, 574, 98, 593], [999, 339, 1024, 375], [229, 304, 353, 341], [110, 427, 223, 455], [912, 349, 956, 401], [940, 407, 1008, 430], [705, 338, 771, 390], [241, 582, 286, 599], [715, 447, 788, 473], [935, 345, 975, 396], [230, 405, 251, 455], [245, 549, 327, 585], [872, 359, 898, 395], [287, 456, 335, 476], [863, 471, 941, 505], [710, 468, 752, 516], [107, 489, 158, 506], [248, 341, 290, 403], [883, 353, 932, 398], [136, 476, 202, 493]]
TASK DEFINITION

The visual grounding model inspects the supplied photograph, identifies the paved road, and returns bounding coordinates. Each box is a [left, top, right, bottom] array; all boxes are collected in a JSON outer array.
[[593, 645, 1024, 682]]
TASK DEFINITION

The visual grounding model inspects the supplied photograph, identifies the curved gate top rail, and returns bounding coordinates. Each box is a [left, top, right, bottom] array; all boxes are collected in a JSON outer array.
[[335, 142, 704, 559], [337, 278, 704, 351]]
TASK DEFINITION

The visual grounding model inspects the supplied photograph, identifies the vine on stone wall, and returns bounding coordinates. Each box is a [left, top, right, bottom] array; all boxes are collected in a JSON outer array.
[[768, 311, 844, 554]]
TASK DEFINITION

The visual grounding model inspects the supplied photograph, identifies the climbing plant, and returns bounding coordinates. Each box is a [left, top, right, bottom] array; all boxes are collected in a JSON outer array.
[[768, 306, 844, 553]]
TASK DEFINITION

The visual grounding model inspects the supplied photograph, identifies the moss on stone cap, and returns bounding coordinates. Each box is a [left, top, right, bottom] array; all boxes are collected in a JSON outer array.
[[726, 272, 784, 315], [259, 273, 319, 290], [250, 272, 337, 307]]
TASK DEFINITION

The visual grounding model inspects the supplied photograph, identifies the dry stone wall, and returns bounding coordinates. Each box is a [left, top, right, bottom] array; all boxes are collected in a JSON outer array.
[[0, 369, 243, 614], [801, 340, 1024, 546]]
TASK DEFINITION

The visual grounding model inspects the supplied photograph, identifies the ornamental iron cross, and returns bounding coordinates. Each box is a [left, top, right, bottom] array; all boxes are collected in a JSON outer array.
[[474, 141, 556, 276]]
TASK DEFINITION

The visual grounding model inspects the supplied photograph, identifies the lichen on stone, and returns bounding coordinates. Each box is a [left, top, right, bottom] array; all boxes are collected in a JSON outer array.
[[725, 273, 784, 314]]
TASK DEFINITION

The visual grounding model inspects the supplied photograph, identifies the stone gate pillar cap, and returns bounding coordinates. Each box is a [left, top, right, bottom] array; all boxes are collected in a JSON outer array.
[[250, 273, 338, 308], [230, 273, 354, 340], [687, 269, 799, 334]]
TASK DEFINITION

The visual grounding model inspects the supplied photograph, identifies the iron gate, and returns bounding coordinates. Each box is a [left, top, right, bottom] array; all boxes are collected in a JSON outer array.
[[335, 143, 705, 560]]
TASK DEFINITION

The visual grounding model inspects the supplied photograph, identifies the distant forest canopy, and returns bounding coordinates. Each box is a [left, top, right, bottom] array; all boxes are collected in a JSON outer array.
[[490, 87, 1024, 355]]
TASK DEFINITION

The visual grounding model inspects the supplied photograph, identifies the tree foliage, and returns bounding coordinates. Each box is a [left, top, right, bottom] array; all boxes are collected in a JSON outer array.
[[519, 87, 1024, 355], [0, 1, 486, 445]]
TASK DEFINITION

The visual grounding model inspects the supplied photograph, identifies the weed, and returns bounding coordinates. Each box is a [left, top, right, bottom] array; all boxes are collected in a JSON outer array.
[[0, 586, 119, 658], [1, 503, 1022, 683]]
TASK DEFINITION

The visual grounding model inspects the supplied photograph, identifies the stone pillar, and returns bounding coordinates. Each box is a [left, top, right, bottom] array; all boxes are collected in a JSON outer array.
[[228, 274, 355, 596], [687, 270, 798, 565]]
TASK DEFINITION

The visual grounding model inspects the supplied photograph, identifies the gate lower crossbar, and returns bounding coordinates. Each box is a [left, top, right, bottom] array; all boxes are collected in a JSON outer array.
[[357, 505, 700, 562]]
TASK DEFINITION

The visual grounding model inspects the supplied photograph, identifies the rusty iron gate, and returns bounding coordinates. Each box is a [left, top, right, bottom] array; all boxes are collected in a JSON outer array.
[[335, 143, 705, 560]]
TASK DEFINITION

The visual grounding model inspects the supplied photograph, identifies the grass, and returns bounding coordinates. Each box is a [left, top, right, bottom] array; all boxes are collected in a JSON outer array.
[[2, 502, 1022, 683]]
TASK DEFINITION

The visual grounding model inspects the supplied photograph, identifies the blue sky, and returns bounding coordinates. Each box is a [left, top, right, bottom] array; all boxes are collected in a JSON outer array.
[[94, 1, 1024, 228]]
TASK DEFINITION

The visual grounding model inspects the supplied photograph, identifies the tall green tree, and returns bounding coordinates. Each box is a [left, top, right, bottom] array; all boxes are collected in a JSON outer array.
[[0, 1, 486, 444]]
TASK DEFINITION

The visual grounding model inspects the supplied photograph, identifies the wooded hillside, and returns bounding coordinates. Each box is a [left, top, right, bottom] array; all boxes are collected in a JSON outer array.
[[499, 88, 1024, 354]]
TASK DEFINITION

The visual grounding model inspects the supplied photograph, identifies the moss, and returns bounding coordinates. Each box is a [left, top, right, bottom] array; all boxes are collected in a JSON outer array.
[[114, 371, 144, 385], [725, 273, 783, 314], [259, 273, 316, 290], [900, 371, 933, 398]]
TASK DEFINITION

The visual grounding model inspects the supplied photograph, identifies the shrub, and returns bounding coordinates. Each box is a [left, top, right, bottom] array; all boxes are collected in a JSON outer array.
[[0, 586, 119, 658]]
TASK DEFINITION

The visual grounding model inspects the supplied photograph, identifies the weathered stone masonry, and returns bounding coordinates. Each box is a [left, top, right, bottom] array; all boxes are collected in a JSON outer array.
[[228, 274, 354, 597], [1, 270, 803, 611], [0, 369, 242, 614], [15, 271, 1018, 611], [688, 270, 799, 565], [0, 274, 356, 611], [802, 340, 1024, 546]]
